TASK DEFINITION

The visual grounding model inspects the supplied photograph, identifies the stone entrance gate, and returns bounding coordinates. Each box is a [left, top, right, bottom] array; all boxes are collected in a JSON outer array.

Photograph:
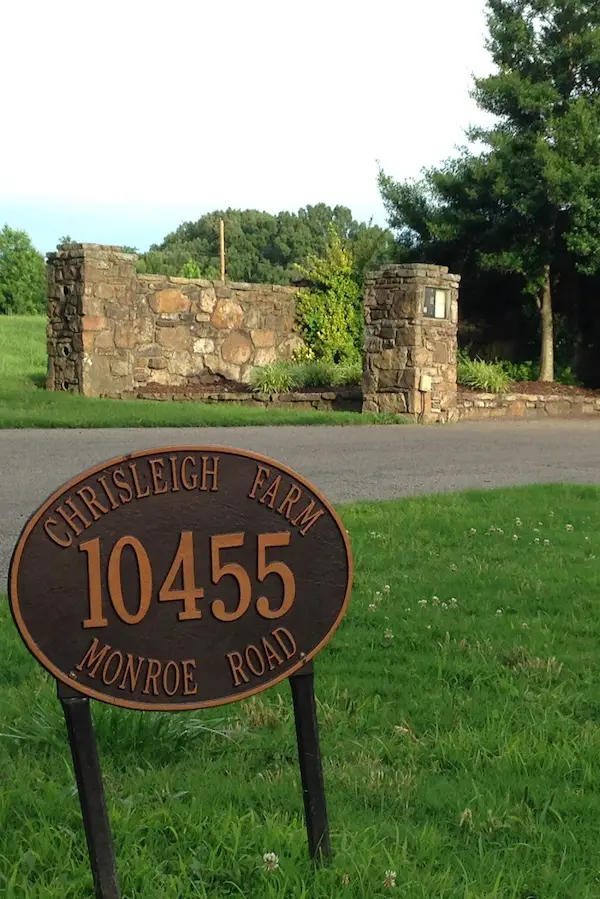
[[46, 245, 461, 422]]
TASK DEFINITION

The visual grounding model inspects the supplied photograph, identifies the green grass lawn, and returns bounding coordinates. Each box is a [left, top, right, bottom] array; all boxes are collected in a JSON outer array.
[[2, 485, 600, 897], [0, 317, 400, 428]]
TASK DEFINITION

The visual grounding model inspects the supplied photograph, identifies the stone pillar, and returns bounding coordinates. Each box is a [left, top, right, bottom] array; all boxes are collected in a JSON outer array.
[[46, 244, 138, 396], [362, 263, 460, 423]]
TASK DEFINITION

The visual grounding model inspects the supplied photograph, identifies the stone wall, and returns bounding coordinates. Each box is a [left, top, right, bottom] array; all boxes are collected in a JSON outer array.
[[46, 244, 301, 398], [458, 390, 600, 420], [128, 386, 362, 413], [362, 264, 460, 423]]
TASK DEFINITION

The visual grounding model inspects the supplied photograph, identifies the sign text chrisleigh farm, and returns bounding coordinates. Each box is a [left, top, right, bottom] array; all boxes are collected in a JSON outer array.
[[8, 446, 352, 896]]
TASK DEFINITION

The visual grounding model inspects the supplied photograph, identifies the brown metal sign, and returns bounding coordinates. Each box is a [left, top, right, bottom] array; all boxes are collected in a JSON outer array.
[[9, 446, 352, 711]]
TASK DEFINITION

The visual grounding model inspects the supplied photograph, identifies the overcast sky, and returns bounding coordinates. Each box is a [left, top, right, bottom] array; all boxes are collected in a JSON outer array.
[[1, 0, 493, 254]]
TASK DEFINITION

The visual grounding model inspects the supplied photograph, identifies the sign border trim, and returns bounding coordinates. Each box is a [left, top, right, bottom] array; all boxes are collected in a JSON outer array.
[[8, 445, 353, 711]]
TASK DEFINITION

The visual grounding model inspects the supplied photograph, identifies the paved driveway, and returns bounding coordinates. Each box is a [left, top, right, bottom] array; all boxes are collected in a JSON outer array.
[[1, 419, 599, 589]]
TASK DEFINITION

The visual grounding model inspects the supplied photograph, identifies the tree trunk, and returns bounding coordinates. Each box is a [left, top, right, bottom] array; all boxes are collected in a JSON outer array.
[[538, 264, 554, 382]]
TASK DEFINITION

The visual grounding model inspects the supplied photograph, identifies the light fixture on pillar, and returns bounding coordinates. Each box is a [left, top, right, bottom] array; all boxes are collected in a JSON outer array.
[[423, 287, 450, 319]]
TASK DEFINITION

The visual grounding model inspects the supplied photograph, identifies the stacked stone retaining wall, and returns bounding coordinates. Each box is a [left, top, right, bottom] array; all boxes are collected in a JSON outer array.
[[46, 244, 301, 397]]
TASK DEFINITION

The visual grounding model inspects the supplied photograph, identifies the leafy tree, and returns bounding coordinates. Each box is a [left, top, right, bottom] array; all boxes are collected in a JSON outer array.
[[180, 259, 202, 278], [138, 206, 394, 285], [295, 227, 362, 363], [379, 0, 600, 382], [0, 226, 46, 315], [351, 218, 399, 283]]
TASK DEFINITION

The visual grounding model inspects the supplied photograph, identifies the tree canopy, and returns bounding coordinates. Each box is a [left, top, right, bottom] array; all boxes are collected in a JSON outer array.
[[379, 0, 600, 382], [0, 226, 46, 315], [137, 205, 395, 285]]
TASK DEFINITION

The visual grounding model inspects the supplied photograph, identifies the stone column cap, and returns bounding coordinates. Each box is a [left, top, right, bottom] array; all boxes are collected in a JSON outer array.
[[47, 243, 138, 261], [365, 263, 461, 283]]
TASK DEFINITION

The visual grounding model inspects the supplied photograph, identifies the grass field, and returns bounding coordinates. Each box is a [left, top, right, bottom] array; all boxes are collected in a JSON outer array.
[[2, 485, 600, 897], [0, 317, 401, 428]]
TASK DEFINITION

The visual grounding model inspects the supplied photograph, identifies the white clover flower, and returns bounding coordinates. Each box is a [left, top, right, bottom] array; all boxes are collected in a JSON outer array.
[[418, 599, 428, 607], [469, 527, 477, 535], [512, 534, 520, 541], [441, 602, 448, 610], [544, 539, 550, 546], [383, 584, 391, 593], [496, 609, 503, 616], [394, 724, 412, 737], [534, 537, 540, 544], [533, 527, 540, 533], [521, 622, 529, 629], [515, 518, 522, 527], [566, 524, 574, 531], [263, 852, 279, 872], [383, 870, 397, 888], [384, 629, 394, 641], [432, 597, 440, 606], [450, 597, 458, 605], [368, 603, 377, 612], [459, 807, 473, 826]]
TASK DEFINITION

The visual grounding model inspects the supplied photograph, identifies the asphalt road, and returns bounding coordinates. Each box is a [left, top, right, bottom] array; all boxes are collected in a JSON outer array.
[[1, 419, 599, 589]]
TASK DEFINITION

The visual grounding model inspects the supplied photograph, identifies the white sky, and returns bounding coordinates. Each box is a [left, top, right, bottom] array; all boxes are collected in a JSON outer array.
[[1, 0, 493, 253]]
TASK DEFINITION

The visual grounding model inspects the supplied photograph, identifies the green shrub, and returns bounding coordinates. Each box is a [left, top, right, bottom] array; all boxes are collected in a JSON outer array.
[[292, 360, 334, 388], [249, 363, 298, 393], [555, 365, 581, 386], [331, 358, 362, 386], [180, 259, 202, 278], [457, 354, 511, 393], [499, 359, 581, 386], [500, 359, 537, 382], [291, 359, 361, 388], [295, 227, 362, 364], [249, 359, 362, 392]]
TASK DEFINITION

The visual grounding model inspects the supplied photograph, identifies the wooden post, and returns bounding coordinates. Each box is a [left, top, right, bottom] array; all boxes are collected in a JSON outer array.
[[219, 219, 225, 282]]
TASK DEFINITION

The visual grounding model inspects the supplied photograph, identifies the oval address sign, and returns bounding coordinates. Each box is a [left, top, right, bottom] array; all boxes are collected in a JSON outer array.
[[9, 446, 352, 711]]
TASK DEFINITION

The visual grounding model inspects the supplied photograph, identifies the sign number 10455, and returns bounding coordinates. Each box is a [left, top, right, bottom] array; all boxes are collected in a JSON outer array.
[[79, 531, 296, 629]]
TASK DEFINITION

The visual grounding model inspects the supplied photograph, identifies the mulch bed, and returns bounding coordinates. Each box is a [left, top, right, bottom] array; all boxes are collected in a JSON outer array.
[[460, 381, 600, 398], [142, 378, 249, 396], [138, 379, 361, 397], [141, 378, 600, 400]]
